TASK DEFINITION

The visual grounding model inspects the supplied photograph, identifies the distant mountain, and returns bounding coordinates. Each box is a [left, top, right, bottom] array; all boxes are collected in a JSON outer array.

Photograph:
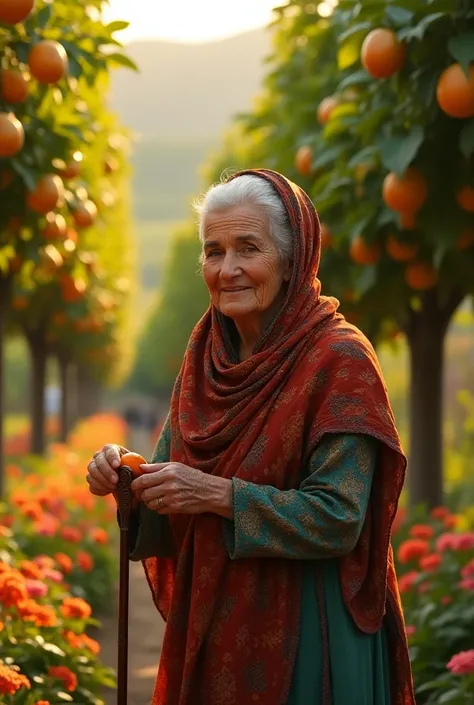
[[108, 29, 271, 140]]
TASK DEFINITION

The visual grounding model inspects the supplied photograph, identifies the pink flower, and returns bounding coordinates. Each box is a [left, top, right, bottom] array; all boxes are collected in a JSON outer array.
[[441, 596, 452, 605], [42, 568, 63, 583], [447, 650, 474, 675], [436, 533, 457, 552], [459, 577, 474, 591], [461, 559, 474, 579], [453, 533, 474, 551], [406, 625, 416, 636], [25, 580, 48, 598]]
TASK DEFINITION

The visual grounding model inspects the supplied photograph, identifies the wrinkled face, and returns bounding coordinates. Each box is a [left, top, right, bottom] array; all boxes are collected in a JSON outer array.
[[201, 203, 292, 322]]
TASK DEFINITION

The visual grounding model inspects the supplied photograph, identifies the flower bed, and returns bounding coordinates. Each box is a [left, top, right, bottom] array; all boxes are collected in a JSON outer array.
[[0, 413, 126, 703], [393, 505, 474, 703]]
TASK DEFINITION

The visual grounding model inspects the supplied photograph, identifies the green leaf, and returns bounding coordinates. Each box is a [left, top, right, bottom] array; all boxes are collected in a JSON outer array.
[[106, 52, 139, 72], [398, 13, 445, 41], [348, 145, 378, 169], [35, 3, 52, 29], [377, 126, 424, 175], [106, 20, 130, 33], [313, 145, 345, 169], [385, 6, 414, 26], [338, 70, 372, 91], [338, 22, 371, 45], [356, 265, 378, 295], [459, 118, 474, 159], [448, 33, 474, 74], [437, 689, 464, 704]]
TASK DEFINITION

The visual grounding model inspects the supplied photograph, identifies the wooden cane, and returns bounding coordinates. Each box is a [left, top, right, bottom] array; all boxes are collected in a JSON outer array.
[[116, 465, 134, 705]]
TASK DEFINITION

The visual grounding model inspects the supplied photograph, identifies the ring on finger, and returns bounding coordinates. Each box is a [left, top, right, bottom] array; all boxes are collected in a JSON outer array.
[[155, 497, 165, 509]]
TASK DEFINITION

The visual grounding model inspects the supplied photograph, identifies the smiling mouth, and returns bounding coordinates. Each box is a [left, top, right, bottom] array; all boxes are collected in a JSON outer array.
[[220, 287, 250, 292]]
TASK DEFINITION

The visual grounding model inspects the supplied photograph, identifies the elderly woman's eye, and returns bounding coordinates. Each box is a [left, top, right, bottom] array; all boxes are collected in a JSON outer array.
[[243, 245, 257, 253], [206, 250, 221, 258]]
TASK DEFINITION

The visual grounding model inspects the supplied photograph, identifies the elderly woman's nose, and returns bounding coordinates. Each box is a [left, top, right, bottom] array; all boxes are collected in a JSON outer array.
[[219, 251, 242, 277]]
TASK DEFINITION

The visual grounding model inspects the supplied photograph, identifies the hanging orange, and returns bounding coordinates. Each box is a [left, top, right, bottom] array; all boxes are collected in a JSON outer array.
[[28, 40, 68, 84], [436, 64, 474, 119], [0, 112, 24, 157], [295, 145, 312, 176], [405, 262, 438, 291], [0, 68, 29, 103], [350, 235, 381, 265], [383, 168, 428, 214], [361, 28, 405, 79], [456, 186, 474, 213], [0, 0, 35, 24], [27, 174, 64, 213], [317, 96, 338, 125], [386, 235, 418, 262]]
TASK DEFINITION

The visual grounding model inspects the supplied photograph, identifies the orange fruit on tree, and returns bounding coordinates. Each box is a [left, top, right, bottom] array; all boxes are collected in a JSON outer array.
[[295, 145, 312, 176], [350, 235, 381, 265], [0, 112, 24, 157], [436, 64, 474, 119], [73, 199, 98, 229], [120, 452, 147, 476], [320, 222, 333, 249], [27, 174, 64, 213], [60, 152, 82, 180], [40, 212, 67, 240], [0, 68, 29, 104], [60, 274, 86, 303], [457, 226, 474, 249], [456, 186, 474, 213], [361, 28, 406, 79], [317, 96, 338, 125], [28, 40, 68, 84], [405, 262, 438, 290], [383, 168, 428, 214], [0, 0, 35, 24], [386, 234, 418, 262]]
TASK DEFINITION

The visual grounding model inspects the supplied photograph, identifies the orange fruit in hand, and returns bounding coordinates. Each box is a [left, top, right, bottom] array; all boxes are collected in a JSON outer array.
[[120, 452, 147, 476], [361, 28, 406, 79]]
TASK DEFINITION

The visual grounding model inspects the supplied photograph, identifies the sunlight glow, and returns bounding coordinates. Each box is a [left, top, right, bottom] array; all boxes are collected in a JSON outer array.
[[103, 0, 283, 44]]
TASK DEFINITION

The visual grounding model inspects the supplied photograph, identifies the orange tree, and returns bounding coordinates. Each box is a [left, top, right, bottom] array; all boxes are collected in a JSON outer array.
[[200, 0, 474, 507], [0, 0, 136, 490]]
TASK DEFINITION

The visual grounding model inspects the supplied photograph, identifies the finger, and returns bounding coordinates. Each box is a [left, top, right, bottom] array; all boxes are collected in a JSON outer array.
[[139, 463, 170, 474], [131, 468, 171, 491], [140, 485, 169, 503], [146, 496, 167, 512], [88, 459, 117, 491], [94, 451, 119, 485], [104, 444, 123, 470]]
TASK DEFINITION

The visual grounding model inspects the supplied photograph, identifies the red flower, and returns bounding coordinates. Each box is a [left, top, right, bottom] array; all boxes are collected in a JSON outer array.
[[90, 527, 108, 544], [459, 577, 474, 591], [430, 506, 451, 520], [453, 533, 474, 551], [447, 650, 474, 675], [443, 514, 458, 529], [48, 666, 77, 692], [76, 551, 94, 572], [441, 596, 452, 605], [54, 553, 73, 574], [60, 597, 92, 620], [436, 533, 457, 552], [419, 553, 441, 572], [405, 625, 416, 637], [398, 571, 420, 593], [398, 539, 429, 564], [409, 524, 434, 540], [0, 661, 31, 695], [61, 527, 82, 543], [461, 559, 474, 579]]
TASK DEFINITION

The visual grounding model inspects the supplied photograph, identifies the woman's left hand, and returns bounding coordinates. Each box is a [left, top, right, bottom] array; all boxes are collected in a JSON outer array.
[[131, 462, 233, 518]]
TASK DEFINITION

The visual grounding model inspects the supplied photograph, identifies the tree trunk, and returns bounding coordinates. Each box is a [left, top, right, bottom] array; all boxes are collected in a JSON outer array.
[[0, 276, 11, 499], [405, 289, 463, 509], [58, 352, 69, 443], [26, 331, 47, 455], [77, 365, 102, 418]]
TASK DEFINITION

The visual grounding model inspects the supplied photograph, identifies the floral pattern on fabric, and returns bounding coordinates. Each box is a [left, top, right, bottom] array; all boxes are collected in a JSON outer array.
[[223, 434, 375, 561]]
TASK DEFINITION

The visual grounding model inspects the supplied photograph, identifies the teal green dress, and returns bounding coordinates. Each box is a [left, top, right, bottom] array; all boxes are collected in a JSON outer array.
[[129, 417, 391, 704]]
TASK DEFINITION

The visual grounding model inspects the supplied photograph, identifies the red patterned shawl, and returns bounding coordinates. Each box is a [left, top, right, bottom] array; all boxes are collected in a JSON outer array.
[[143, 169, 415, 704]]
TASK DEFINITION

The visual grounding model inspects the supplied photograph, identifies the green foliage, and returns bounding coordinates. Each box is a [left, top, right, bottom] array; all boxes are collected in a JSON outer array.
[[130, 223, 208, 394], [0, 0, 136, 385]]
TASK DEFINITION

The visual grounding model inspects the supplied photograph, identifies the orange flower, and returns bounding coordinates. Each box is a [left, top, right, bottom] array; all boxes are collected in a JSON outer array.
[[0, 661, 31, 695], [17, 599, 57, 627], [398, 570, 420, 593], [19, 560, 44, 580], [90, 527, 108, 544], [419, 553, 441, 572], [34, 701, 51, 705], [0, 572, 28, 608], [64, 630, 100, 654], [443, 514, 458, 529], [48, 665, 77, 692], [398, 539, 429, 564], [409, 524, 434, 540], [60, 597, 92, 620], [0, 621, 4, 631], [55, 553, 73, 574], [430, 506, 450, 520], [61, 526, 82, 543], [76, 550, 94, 572]]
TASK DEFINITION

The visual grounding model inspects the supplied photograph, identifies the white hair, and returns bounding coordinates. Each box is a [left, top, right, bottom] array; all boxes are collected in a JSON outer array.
[[193, 174, 294, 261]]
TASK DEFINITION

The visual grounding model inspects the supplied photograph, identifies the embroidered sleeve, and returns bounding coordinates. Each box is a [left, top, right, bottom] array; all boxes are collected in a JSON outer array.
[[128, 414, 175, 561], [223, 433, 377, 560]]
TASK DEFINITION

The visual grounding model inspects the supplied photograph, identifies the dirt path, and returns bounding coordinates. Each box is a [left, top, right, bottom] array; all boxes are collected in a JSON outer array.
[[99, 428, 165, 705]]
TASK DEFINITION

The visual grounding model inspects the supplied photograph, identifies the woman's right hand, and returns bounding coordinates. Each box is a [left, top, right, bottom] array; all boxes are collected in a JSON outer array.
[[86, 443, 129, 496]]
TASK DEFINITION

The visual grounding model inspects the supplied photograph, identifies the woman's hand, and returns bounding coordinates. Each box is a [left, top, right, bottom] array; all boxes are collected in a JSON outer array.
[[86, 443, 129, 497], [132, 462, 233, 519]]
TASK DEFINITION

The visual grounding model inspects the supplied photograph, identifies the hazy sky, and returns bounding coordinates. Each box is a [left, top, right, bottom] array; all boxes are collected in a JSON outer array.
[[103, 0, 279, 43]]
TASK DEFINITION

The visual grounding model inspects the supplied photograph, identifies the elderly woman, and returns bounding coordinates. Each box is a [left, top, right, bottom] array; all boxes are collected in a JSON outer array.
[[87, 170, 414, 705]]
